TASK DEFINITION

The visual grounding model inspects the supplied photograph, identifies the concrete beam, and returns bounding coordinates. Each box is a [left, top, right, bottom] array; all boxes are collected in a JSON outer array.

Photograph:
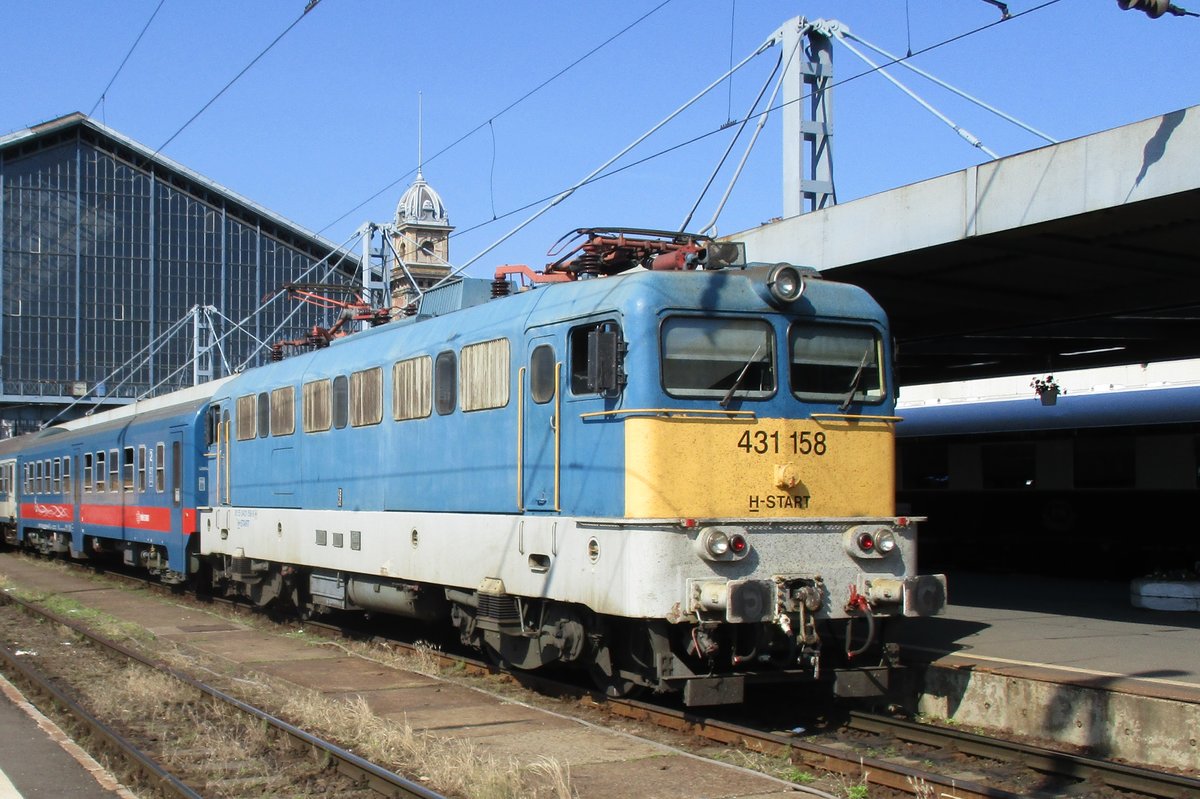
[[735, 105, 1200, 268]]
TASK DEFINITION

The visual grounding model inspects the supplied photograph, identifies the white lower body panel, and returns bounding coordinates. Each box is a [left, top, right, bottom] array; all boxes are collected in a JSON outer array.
[[199, 506, 921, 620]]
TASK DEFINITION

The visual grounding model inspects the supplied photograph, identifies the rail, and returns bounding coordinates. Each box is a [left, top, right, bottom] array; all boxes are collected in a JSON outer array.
[[0, 591, 447, 799]]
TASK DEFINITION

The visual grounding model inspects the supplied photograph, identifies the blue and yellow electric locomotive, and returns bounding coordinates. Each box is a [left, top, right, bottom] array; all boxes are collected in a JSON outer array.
[[0, 230, 945, 706], [198, 229, 945, 704]]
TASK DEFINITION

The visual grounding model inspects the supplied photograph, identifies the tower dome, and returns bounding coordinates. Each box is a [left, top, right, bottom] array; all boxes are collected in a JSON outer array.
[[395, 169, 450, 228]]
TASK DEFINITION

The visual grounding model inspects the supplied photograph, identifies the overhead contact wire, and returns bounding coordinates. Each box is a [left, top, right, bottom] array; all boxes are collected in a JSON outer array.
[[88, 0, 168, 118], [155, 0, 323, 155]]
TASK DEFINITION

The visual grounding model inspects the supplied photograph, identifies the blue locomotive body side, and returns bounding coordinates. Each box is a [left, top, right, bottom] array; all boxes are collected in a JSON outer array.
[[212, 268, 895, 519]]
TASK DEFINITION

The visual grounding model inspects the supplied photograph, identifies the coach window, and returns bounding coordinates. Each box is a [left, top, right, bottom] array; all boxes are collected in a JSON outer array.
[[434, 351, 457, 415], [155, 442, 165, 492], [83, 453, 93, 493], [271, 386, 296, 436], [109, 449, 119, 493], [257, 392, 270, 438], [393, 357, 432, 421], [303, 379, 332, 433], [122, 447, 135, 491], [236, 395, 256, 441], [530, 345, 556, 404], [137, 445, 147, 492], [95, 451, 106, 492], [350, 367, 383, 427], [982, 443, 1036, 490], [52, 458, 61, 494], [789, 324, 883, 405], [461, 339, 509, 412], [34, 461, 43, 495], [332, 375, 349, 429], [63, 456, 71, 496]]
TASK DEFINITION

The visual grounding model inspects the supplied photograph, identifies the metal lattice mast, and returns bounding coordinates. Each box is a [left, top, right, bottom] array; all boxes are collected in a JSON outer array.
[[192, 304, 217, 386], [782, 18, 836, 217]]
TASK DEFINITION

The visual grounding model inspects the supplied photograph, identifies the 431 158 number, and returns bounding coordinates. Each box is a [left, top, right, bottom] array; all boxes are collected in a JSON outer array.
[[737, 430, 827, 456]]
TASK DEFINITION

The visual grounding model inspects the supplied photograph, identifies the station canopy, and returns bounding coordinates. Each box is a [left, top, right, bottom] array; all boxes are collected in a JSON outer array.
[[734, 105, 1200, 387]]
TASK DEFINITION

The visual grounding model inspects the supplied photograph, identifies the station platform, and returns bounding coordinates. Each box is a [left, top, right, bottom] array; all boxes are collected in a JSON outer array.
[[894, 572, 1200, 772], [0, 674, 130, 797]]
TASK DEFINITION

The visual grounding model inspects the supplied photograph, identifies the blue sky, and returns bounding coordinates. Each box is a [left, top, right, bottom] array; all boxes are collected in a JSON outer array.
[[3, 1, 1197, 275]]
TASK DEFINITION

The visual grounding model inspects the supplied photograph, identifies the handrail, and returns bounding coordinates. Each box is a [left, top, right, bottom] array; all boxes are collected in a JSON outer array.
[[553, 361, 562, 512], [810, 413, 903, 423], [516, 366, 525, 512], [579, 408, 757, 420]]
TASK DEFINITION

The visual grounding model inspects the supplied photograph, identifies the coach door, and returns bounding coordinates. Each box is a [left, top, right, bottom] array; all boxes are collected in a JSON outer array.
[[209, 404, 231, 506], [521, 335, 560, 512]]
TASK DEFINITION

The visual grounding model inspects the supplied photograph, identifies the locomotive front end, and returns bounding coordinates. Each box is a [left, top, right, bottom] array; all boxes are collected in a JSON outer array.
[[585, 261, 946, 704]]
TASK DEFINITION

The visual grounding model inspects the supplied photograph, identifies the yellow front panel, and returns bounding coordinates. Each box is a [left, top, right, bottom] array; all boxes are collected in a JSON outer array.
[[624, 416, 895, 518]]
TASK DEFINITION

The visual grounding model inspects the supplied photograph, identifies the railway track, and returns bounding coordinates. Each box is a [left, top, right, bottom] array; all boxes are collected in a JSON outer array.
[[7, 555, 1198, 799], [0, 589, 445, 799]]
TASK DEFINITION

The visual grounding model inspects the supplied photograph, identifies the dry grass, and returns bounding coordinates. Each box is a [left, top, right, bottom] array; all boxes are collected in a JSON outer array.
[[278, 691, 574, 799], [4, 566, 578, 798]]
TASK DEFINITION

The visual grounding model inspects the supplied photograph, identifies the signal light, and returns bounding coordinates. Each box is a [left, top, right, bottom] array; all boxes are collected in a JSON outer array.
[[695, 526, 751, 561], [856, 531, 875, 552]]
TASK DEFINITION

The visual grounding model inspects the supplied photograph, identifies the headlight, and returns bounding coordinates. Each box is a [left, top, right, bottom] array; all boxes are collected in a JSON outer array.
[[875, 530, 896, 553], [767, 263, 804, 304], [695, 526, 750, 562], [844, 525, 899, 559]]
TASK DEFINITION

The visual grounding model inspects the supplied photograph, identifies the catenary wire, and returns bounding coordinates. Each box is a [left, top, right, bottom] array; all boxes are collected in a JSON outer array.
[[446, 0, 1067, 249], [88, 0, 168, 118], [154, 0, 322, 156], [317, 0, 677, 236]]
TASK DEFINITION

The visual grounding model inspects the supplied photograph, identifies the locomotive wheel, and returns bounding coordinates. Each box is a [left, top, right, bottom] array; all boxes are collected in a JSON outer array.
[[587, 620, 655, 699]]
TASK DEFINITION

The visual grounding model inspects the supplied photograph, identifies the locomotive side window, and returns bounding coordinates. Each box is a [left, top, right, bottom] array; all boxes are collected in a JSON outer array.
[[661, 317, 774, 400], [122, 447, 135, 490], [236, 395, 256, 441], [461, 339, 509, 412], [393, 357, 432, 421], [83, 453, 93, 493], [302, 379, 332, 433], [332, 375, 349, 429], [270, 386, 296, 436], [530, 345, 556, 404], [789, 324, 883, 405], [95, 451, 106, 492], [257, 392, 270, 438], [155, 443, 165, 492], [137, 446, 147, 492], [434, 351, 457, 416], [350, 367, 383, 427]]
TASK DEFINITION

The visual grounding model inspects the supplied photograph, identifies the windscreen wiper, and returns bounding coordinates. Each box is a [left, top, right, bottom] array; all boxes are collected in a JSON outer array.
[[720, 342, 767, 409], [837, 348, 873, 413]]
